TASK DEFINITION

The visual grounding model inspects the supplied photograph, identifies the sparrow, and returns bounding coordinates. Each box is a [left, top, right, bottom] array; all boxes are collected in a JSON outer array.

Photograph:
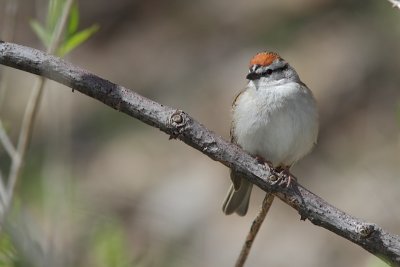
[[222, 52, 319, 216]]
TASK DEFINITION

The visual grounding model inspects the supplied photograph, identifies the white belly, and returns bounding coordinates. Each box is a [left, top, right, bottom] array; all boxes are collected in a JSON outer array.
[[232, 82, 318, 167]]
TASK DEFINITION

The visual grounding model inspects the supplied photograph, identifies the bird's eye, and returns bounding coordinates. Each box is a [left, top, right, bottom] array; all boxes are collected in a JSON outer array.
[[266, 69, 273, 75]]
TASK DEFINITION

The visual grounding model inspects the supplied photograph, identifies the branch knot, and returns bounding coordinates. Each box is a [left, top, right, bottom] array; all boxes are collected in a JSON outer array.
[[168, 110, 186, 139], [356, 223, 376, 238]]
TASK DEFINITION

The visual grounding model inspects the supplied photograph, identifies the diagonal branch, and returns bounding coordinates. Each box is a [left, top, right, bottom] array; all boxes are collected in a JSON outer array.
[[0, 41, 399, 266]]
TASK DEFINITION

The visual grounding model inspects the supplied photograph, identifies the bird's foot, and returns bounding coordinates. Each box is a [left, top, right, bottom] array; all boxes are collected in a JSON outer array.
[[275, 166, 297, 188]]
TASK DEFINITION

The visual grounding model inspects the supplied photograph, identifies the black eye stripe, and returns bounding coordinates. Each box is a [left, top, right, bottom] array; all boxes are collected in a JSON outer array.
[[260, 69, 272, 76], [260, 64, 288, 77]]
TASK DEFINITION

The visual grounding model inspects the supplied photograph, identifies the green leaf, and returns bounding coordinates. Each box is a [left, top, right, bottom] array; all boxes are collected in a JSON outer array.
[[29, 20, 51, 47], [57, 24, 99, 56], [67, 3, 80, 37]]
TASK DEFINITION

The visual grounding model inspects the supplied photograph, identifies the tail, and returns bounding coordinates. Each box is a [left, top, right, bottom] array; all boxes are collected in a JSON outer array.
[[222, 179, 253, 216]]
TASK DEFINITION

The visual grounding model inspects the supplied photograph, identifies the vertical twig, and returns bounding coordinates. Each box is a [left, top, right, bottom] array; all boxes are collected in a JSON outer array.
[[0, 0, 19, 213], [5, 0, 75, 208], [0, 171, 7, 209], [0, 120, 17, 157], [6, 78, 45, 203], [235, 194, 275, 267], [0, 0, 19, 108]]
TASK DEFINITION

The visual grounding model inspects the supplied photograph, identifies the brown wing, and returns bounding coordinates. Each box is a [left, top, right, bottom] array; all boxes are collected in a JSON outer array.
[[230, 90, 245, 190], [230, 89, 244, 144]]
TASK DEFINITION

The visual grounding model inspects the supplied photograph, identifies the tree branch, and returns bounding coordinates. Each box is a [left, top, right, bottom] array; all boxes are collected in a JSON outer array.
[[0, 41, 399, 266]]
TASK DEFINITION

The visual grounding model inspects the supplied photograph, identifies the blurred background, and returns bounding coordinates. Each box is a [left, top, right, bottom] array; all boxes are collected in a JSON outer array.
[[0, 0, 400, 266]]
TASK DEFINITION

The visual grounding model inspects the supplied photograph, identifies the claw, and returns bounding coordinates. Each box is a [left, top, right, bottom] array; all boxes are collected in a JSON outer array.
[[276, 166, 297, 188]]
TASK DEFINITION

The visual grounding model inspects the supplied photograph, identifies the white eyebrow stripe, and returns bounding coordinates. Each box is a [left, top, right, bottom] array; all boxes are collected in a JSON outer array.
[[250, 65, 258, 72]]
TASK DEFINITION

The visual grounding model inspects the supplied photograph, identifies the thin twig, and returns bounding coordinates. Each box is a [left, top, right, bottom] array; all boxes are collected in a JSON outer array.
[[1, 42, 400, 265], [0, 0, 19, 108], [235, 194, 275, 267], [0, 170, 7, 208], [5, 0, 75, 206], [0, 0, 19, 213], [0, 120, 17, 157], [6, 78, 45, 203], [0, 0, 20, 179], [47, 0, 75, 55]]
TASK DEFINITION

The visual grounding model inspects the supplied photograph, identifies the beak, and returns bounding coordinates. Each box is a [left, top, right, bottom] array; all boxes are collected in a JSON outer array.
[[246, 71, 260, 80]]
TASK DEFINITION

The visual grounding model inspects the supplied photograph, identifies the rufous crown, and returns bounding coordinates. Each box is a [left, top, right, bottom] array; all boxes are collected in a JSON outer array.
[[249, 52, 281, 67]]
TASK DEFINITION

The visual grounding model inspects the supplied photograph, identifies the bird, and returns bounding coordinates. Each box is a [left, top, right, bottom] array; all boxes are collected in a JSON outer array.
[[222, 51, 319, 216]]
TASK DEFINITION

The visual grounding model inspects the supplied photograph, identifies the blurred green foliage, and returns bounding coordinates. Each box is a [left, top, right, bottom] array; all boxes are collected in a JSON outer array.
[[367, 256, 390, 267], [0, 234, 18, 267], [0, 1, 112, 266], [90, 221, 132, 267], [30, 0, 99, 56]]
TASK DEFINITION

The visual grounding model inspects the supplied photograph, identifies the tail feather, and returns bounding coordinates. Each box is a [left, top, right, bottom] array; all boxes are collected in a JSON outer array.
[[222, 179, 253, 216]]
